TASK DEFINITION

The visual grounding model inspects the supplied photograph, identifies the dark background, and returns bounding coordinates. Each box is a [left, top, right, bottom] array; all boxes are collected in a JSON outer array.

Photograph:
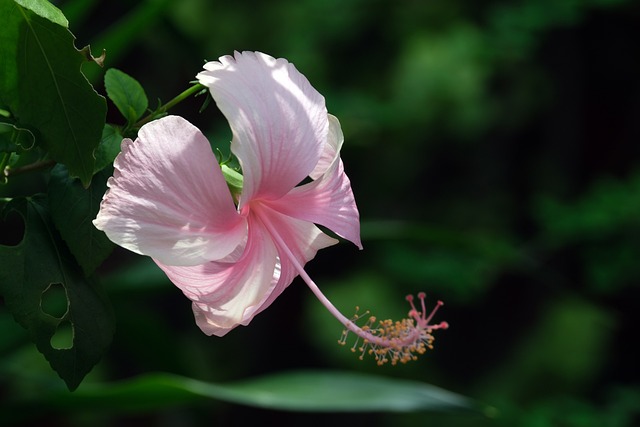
[[3, 0, 640, 425]]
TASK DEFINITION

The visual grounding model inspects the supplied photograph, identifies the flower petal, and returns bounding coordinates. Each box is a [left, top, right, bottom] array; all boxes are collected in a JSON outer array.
[[266, 116, 362, 249], [93, 115, 245, 266], [250, 204, 338, 314], [197, 51, 327, 206], [155, 217, 277, 336], [155, 205, 337, 337], [309, 114, 343, 180]]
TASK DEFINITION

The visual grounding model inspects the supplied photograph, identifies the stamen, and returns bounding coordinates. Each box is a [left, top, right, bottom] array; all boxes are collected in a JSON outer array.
[[338, 306, 369, 346], [255, 208, 448, 366], [340, 294, 448, 366]]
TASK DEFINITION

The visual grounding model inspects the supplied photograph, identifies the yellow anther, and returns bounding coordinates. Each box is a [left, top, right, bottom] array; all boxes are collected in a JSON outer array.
[[338, 293, 448, 366]]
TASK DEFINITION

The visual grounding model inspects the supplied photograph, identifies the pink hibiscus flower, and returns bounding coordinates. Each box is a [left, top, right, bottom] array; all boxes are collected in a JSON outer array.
[[94, 51, 447, 365]]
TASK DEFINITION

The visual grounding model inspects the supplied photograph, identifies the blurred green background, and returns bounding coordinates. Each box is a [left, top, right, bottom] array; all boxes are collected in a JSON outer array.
[[2, 0, 640, 425]]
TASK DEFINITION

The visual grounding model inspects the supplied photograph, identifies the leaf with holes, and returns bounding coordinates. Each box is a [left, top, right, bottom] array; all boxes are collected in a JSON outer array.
[[0, 195, 115, 391], [49, 164, 115, 276], [0, 122, 35, 152], [0, 0, 106, 187]]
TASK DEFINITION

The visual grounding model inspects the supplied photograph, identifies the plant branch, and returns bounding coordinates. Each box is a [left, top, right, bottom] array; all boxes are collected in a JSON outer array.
[[134, 83, 206, 129], [4, 159, 56, 177]]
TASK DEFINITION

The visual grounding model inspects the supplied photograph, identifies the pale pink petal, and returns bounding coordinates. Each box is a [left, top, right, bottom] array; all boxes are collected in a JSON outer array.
[[309, 114, 343, 180], [197, 51, 327, 206], [156, 217, 277, 336], [155, 205, 336, 336], [266, 117, 362, 249], [93, 116, 245, 266], [249, 204, 338, 314]]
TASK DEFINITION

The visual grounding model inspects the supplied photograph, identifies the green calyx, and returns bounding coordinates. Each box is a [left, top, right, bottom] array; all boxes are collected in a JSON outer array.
[[220, 163, 243, 199]]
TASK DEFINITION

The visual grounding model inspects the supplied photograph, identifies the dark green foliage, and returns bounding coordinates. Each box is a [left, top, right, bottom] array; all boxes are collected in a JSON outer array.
[[0, 123, 35, 152], [93, 124, 123, 174], [0, 0, 106, 187], [1, 370, 476, 423], [0, 196, 114, 391], [104, 68, 149, 126], [48, 164, 114, 277]]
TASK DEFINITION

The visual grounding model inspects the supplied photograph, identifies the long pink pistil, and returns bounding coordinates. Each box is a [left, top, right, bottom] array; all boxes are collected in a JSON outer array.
[[257, 209, 448, 366]]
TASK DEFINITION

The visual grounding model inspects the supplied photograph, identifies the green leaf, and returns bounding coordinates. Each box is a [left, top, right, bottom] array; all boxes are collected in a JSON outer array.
[[0, 121, 36, 151], [0, 195, 115, 390], [215, 370, 475, 412], [2, 371, 476, 421], [104, 68, 148, 125], [13, 0, 68, 27], [0, 0, 21, 109], [48, 164, 114, 276], [0, 0, 107, 187], [93, 124, 123, 174]]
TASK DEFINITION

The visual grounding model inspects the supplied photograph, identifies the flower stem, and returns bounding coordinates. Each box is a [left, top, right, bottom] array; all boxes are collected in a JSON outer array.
[[134, 83, 206, 129], [4, 159, 55, 178]]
